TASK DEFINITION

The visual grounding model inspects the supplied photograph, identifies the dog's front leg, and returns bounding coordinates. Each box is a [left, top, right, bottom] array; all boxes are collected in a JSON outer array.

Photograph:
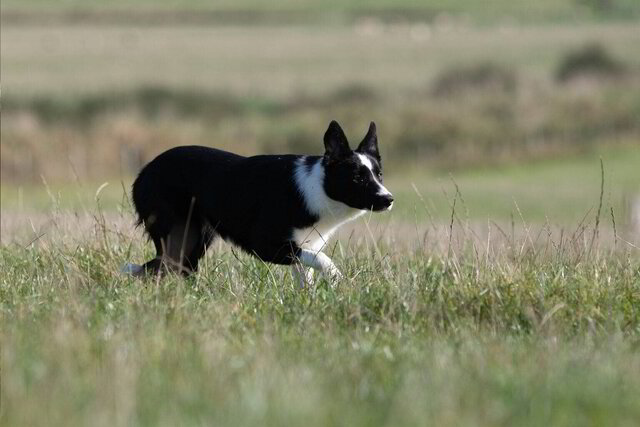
[[292, 263, 315, 288], [298, 249, 343, 280]]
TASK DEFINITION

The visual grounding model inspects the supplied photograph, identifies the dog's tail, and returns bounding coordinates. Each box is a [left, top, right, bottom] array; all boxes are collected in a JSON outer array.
[[121, 263, 144, 275]]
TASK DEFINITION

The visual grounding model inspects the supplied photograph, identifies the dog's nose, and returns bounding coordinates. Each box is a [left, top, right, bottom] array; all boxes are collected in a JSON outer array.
[[383, 194, 394, 208]]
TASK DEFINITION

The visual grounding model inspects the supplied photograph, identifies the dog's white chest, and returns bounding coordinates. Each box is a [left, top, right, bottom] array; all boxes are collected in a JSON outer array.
[[293, 210, 365, 252], [293, 219, 339, 252]]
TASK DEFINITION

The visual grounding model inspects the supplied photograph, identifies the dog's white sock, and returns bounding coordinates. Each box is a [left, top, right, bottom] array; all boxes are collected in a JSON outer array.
[[298, 249, 343, 280], [292, 263, 315, 288], [121, 263, 143, 275]]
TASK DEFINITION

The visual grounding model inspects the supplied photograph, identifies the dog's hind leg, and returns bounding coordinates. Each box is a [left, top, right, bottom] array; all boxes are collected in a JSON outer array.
[[121, 262, 144, 275], [127, 221, 206, 277], [121, 235, 164, 277], [159, 219, 206, 275], [140, 257, 163, 276], [121, 238, 163, 277], [126, 225, 193, 277], [183, 226, 216, 274]]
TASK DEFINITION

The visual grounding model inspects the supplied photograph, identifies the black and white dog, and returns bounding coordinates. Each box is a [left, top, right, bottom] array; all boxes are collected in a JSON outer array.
[[123, 120, 393, 284]]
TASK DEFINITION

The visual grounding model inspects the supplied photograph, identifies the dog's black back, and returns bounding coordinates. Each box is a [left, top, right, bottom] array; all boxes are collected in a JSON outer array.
[[133, 146, 318, 270]]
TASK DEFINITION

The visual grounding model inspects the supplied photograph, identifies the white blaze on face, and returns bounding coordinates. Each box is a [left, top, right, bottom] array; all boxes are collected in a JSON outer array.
[[355, 153, 392, 198]]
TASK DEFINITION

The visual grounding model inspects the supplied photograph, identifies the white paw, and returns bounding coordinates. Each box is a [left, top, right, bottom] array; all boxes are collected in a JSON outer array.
[[327, 267, 344, 281], [121, 263, 143, 275], [304, 269, 315, 285], [292, 264, 315, 288]]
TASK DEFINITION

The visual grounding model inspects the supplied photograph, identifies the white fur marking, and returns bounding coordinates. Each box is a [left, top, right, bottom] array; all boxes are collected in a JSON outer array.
[[293, 157, 366, 251], [121, 263, 143, 275], [292, 263, 315, 288], [294, 157, 328, 216], [377, 187, 392, 197], [299, 249, 342, 279], [356, 153, 374, 171], [356, 153, 392, 199]]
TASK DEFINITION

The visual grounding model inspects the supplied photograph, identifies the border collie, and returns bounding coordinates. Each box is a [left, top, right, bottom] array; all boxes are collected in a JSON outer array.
[[123, 120, 393, 285]]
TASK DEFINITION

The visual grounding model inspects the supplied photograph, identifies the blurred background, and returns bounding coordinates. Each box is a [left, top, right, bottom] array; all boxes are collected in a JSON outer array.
[[1, 0, 639, 243]]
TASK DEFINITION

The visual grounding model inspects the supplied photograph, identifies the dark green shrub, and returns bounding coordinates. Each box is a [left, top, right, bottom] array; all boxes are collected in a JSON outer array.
[[556, 43, 625, 82], [431, 63, 517, 97], [329, 84, 377, 104]]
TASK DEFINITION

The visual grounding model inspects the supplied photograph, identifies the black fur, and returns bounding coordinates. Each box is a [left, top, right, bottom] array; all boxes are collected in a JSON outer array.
[[130, 120, 392, 276], [132, 147, 318, 274], [324, 122, 388, 211]]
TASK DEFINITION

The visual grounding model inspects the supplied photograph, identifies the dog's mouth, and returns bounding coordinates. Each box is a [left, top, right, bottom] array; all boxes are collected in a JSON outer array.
[[370, 197, 394, 212]]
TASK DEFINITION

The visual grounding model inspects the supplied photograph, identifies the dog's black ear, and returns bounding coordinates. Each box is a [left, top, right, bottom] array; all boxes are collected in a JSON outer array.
[[324, 120, 351, 161], [356, 121, 380, 160]]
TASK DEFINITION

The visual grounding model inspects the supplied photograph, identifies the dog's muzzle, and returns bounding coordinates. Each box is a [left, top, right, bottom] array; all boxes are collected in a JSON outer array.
[[373, 194, 394, 211]]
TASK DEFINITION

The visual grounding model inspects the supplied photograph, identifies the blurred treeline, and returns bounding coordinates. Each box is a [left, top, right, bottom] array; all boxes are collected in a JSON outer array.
[[2, 42, 639, 182]]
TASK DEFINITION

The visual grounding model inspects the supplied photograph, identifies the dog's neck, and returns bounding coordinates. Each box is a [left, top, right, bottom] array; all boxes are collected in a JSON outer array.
[[294, 156, 357, 219], [293, 156, 365, 251]]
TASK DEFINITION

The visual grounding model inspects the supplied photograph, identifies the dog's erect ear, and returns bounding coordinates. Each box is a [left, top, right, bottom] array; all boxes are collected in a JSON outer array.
[[356, 121, 380, 160], [324, 120, 351, 161]]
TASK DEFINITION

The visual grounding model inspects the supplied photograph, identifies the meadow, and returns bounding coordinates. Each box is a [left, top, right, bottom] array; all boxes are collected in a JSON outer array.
[[2, 1, 640, 425], [2, 187, 640, 426]]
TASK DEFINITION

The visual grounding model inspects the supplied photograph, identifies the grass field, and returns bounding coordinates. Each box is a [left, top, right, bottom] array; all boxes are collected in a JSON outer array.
[[3, 18, 639, 185], [2, 145, 639, 224], [2, 203, 639, 426], [3, 23, 640, 99], [2, 1, 640, 425], [2, 142, 639, 425]]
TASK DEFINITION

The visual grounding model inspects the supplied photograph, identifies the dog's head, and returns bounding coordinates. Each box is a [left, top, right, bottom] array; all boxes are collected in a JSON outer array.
[[322, 120, 394, 212]]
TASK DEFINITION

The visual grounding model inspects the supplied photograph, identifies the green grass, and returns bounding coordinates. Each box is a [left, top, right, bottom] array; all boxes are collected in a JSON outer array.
[[1, 180, 130, 213], [392, 145, 640, 223], [2, 147, 639, 425], [2, 144, 639, 424], [3, 146, 638, 226], [1, 217, 639, 426]]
